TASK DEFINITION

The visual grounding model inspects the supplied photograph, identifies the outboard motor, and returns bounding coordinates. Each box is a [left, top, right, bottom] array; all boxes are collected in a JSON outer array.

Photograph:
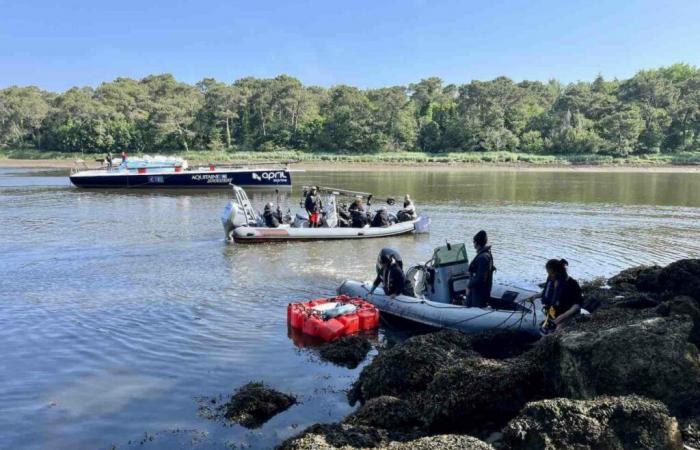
[[221, 201, 248, 241]]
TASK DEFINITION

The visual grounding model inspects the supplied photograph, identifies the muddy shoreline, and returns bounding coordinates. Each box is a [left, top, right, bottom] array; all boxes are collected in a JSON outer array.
[[278, 259, 700, 449], [2, 158, 700, 173]]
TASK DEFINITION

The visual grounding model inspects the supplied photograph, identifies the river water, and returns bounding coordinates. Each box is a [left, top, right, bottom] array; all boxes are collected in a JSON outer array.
[[1, 167, 699, 449]]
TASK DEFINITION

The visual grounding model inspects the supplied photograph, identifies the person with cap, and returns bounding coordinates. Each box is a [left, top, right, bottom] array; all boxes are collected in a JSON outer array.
[[397, 194, 417, 222], [369, 248, 405, 298], [304, 186, 323, 228], [466, 230, 495, 307], [263, 202, 282, 228]]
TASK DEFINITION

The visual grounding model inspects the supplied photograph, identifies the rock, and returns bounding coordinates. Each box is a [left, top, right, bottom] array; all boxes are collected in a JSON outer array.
[[276, 423, 398, 450], [419, 351, 549, 433], [348, 330, 474, 404], [383, 435, 494, 449], [468, 329, 540, 360], [222, 382, 296, 428], [319, 335, 372, 369], [658, 259, 700, 300], [345, 396, 421, 430], [609, 265, 663, 292], [681, 417, 700, 448], [543, 316, 700, 417], [503, 396, 683, 450]]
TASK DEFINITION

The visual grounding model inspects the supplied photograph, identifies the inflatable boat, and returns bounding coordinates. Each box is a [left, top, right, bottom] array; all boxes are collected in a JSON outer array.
[[221, 185, 430, 243], [337, 243, 546, 335]]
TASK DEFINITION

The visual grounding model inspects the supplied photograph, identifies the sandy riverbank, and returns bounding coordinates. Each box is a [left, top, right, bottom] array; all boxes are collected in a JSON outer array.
[[2, 158, 700, 173]]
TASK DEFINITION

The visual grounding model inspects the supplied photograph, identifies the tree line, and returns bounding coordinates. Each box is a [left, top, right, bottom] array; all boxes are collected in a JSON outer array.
[[1, 64, 699, 156]]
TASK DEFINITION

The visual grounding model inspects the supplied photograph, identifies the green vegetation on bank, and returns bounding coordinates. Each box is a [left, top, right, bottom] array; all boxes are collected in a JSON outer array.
[[1, 63, 700, 164], [3, 148, 700, 166]]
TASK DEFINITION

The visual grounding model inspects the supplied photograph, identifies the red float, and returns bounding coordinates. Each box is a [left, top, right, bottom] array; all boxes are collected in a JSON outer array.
[[287, 295, 379, 341]]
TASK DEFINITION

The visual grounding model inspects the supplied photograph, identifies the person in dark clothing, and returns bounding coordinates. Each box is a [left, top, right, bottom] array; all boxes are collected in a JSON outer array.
[[371, 207, 390, 227], [263, 202, 282, 228], [337, 203, 351, 227], [466, 230, 494, 307], [105, 152, 113, 168], [349, 198, 368, 228], [304, 186, 323, 228], [538, 259, 582, 331], [369, 248, 405, 298]]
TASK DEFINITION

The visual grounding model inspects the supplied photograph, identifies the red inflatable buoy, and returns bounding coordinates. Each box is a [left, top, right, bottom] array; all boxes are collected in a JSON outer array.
[[287, 295, 379, 341]]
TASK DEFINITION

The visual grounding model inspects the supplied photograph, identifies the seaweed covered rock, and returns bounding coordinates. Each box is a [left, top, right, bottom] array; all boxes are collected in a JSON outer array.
[[319, 335, 372, 369], [223, 382, 296, 428], [544, 316, 700, 416], [658, 259, 700, 300], [348, 330, 475, 404], [420, 352, 549, 433], [503, 396, 683, 450], [681, 417, 700, 448], [276, 423, 399, 450], [345, 396, 421, 430], [384, 435, 494, 449], [467, 329, 540, 360], [609, 265, 663, 293]]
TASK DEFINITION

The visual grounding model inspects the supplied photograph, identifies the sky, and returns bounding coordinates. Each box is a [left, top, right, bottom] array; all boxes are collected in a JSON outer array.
[[1, 0, 699, 92]]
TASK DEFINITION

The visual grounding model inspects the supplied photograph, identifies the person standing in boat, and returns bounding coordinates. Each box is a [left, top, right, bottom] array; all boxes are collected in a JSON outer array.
[[121, 150, 128, 162], [397, 194, 417, 222], [369, 248, 405, 298], [304, 186, 323, 228], [538, 259, 582, 332], [466, 230, 495, 307], [105, 152, 113, 168], [263, 202, 282, 228]]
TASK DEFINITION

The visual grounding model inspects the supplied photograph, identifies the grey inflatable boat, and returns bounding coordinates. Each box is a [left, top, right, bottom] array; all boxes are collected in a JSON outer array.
[[338, 243, 546, 335]]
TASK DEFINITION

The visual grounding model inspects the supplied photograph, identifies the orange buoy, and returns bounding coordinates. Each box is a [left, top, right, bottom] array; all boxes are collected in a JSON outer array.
[[287, 295, 379, 341]]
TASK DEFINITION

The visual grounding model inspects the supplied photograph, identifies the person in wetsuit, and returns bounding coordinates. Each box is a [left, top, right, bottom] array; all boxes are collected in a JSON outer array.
[[349, 198, 368, 228], [369, 248, 405, 298], [466, 230, 495, 307], [371, 207, 391, 227], [263, 202, 283, 228], [304, 186, 323, 228]]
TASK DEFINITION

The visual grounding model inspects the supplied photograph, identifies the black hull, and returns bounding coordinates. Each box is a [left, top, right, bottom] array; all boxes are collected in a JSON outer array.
[[70, 169, 292, 189]]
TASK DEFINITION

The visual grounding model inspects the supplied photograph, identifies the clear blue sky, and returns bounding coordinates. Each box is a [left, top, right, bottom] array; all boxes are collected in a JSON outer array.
[[1, 0, 699, 91]]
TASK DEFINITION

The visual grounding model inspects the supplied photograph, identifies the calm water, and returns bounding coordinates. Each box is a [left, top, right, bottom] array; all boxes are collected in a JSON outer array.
[[1, 168, 699, 450]]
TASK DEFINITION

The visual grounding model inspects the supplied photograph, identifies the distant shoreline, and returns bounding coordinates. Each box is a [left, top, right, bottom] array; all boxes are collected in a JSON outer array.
[[2, 158, 699, 173]]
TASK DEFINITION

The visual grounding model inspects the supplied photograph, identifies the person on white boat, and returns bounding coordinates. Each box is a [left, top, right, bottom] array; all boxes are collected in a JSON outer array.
[[263, 202, 282, 228], [466, 230, 495, 307], [397, 194, 417, 222], [371, 207, 391, 227], [105, 152, 113, 168], [305, 186, 323, 228], [369, 248, 405, 298], [538, 259, 582, 333], [349, 199, 369, 228]]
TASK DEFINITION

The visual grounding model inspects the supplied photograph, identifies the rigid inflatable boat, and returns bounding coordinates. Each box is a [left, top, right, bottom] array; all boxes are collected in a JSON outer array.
[[221, 185, 430, 243], [338, 243, 546, 335], [287, 295, 380, 341]]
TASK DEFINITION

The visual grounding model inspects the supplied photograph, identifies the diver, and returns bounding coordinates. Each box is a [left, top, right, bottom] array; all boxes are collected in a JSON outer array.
[[371, 207, 391, 227], [466, 230, 495, 307], [263, 202, 283, 228], [349, 198, 368, 228], [337, 203, 351, 227], [537, 259, 582, 333], [304, 186, 323, 228], [369, 248, 405, 298], [397, 194, 417, 222]]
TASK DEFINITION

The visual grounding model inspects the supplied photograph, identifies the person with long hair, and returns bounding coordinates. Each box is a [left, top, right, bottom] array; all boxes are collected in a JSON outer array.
[[539, 259, 582, 330]]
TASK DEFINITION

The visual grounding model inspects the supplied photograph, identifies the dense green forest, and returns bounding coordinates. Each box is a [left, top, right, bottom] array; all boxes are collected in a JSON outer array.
[[1, 64, 699, 157]]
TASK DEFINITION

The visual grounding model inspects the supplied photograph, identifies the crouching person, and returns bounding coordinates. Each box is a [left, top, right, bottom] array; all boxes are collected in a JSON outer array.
[[369, 248, 405, 298]]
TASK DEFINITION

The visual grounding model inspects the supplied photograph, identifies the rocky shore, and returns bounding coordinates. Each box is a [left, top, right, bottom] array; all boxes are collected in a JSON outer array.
[[279, 259, 700, 450]]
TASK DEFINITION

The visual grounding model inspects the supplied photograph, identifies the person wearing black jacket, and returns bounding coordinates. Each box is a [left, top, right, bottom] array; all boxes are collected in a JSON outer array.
[[467, 230, 494, 307], [305, 186, 323, 228], [369, 248, 405, 298], [263, 202, 282, 228], [539, 259, 582, 329]]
